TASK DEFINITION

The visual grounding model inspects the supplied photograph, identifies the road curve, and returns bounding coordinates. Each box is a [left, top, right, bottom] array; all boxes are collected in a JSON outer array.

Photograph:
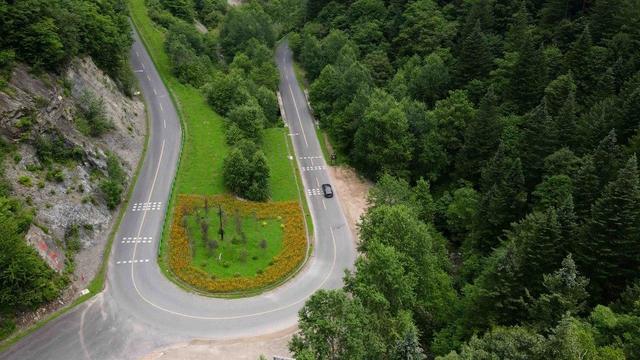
[[0, 29, 356, 360]]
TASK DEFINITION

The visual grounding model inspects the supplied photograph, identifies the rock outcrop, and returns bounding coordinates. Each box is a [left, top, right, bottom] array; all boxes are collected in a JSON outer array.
[[0, 57, 146, 291]]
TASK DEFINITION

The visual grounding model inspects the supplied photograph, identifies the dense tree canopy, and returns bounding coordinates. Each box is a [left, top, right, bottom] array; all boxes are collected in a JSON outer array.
[[290, 0, 640, 357], [0, 0, 134, 93]]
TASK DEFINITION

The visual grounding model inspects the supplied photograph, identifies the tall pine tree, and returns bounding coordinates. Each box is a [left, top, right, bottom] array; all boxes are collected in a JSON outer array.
[[457, 20, 494, 84], [578, 155, 640, 303]]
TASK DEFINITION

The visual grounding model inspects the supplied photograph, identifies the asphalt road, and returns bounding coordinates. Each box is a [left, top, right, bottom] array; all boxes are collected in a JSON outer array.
[[1, 30, 356, 360]]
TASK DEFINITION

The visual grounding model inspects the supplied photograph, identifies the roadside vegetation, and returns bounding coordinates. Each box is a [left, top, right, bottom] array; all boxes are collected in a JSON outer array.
[[0, 0, 136, 341], [287, 0, 640, 359], [0, 0, 135, 94]]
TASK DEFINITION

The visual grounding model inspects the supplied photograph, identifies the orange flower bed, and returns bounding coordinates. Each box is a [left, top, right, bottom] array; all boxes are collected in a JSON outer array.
[[168, 194, 307, 293]]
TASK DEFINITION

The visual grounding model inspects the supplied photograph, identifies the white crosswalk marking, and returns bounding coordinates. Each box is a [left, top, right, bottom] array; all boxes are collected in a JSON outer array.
[[121, 236, 153, 244], [131, 202, 162, 212], [306, 188, 323, 196], [301, 166, 325, 172], [299, 156, 322, 160], [116, 259, 151, 265]]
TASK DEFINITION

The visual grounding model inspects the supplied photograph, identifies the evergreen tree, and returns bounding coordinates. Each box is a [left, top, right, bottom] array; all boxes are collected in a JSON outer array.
[[457, 20, 494, 84], [589, 0, 625, 43], [592, 130, 624, 188], [457, 87, 502, 182], [543, 73, 577, 117], [392, 328, 427, 360], [519, 104, 559, 189], [529, 254, 589, 330], [504, 1, 530, 53], [472, 141, 527, 253], [579, 155, 640, 303], [571, 155, 600, 219], [511, 209, 565, 296], [508, 34, 548, 112]]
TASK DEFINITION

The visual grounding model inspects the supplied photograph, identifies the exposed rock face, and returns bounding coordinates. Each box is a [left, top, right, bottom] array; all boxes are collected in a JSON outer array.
[[0, 57, 146, 291], [25, 224, 65, 273]]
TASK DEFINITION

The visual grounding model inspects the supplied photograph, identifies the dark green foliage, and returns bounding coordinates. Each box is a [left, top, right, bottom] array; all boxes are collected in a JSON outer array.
[[100, 153, 126, 210], [165, 26, 212, 87], [0, 197, 65, 313], [290, 289, 378, 360], [457, 87, 502, 181], [352, 89, 413, 179], [528, 254, 589, 330], [0, 0, 133, 92], [222, 140, 270, 201], [160, 0, 195, 21], [76, 91, 113, 137], [226, 101, 266, 143], [578, 155, 640, 304], [219, 2, 274, 58], [290, 0, 640, 355], [471, 141, 527, 253], [35, 131, 83, 166], [457, 21, 493, 85]]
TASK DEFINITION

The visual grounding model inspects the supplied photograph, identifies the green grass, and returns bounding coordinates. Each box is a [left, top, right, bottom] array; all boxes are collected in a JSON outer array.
[[129, 0, 227, 196], [129, 0, 314, 295], [264, 128, 298, 201], [187, 208, 283, 278]]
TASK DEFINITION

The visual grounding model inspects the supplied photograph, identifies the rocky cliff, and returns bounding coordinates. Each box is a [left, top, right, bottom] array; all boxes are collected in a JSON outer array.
[[0, 57, 146, 295]]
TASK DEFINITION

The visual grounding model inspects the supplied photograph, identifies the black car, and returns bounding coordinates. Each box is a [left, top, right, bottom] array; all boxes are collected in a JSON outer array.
[[322, 183, 334, 198]]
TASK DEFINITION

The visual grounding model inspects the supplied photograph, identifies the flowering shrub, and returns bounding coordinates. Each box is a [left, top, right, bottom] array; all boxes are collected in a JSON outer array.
[[168, 194, 307, 293]]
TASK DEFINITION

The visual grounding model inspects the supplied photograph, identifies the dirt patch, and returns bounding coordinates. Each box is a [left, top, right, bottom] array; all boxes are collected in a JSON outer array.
[[141, 327, 294, 360], [327, 165, 372, 242]]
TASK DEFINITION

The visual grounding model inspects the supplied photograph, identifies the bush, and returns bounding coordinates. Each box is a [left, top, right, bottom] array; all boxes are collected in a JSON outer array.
[[100, 153, 126, 209], [76, 91, 112, 137], [35, 131, 83, 165], [226, 101, 266, 142], [18, 176, 32, 187], [0, 197, 66, 312], [222, 140, 270, 201], [0, 317, 16, 341], [165, 30, 212, 87]]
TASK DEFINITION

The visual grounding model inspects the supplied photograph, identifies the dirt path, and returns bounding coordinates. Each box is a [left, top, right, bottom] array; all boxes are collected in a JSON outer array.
[[140, 327, 294, 360], [327, 165, 372, 243]]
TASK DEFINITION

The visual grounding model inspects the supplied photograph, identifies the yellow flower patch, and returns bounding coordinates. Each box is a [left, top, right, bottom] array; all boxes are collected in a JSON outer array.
[[168, 194, 307, 293]]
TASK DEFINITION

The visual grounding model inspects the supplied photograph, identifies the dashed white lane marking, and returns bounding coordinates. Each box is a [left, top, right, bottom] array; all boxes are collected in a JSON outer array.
[[132, 202, 162, 211], [300, 156, 322, 160], [153, 88, 157, 95], [135, 51, 140, 57], [146, 74, 151, 81], [116, 259, 150, 264], [315, 177, 320, 187], [163, 117, 166, 129], [301, 166, 325, 172], [287, 84, 309, 147], [159, 103, 163, 112], [310, 158, 314, 166], [122, 236, 153, 244], [322, 198, 327, 210], [141, 63, 145, 70]]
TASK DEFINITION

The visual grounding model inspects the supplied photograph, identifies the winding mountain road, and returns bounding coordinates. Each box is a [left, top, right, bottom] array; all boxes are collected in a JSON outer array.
[[1, 28, 356, 360]]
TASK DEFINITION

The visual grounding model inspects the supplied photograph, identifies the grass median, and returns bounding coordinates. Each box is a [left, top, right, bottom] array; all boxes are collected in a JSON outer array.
[[128, 0, 310, 296]]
